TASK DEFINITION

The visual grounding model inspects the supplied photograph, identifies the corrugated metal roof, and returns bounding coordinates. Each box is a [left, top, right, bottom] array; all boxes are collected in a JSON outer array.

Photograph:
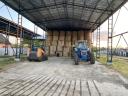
[[1, 0, 127, 31]]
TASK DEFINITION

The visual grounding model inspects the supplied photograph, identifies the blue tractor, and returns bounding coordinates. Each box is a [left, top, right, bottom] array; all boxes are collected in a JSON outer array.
[[73, 40, 95, 65]]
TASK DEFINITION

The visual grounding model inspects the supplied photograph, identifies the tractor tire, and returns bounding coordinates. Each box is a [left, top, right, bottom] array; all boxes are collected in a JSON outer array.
[[42, 55, 48, 61], [89, 52, 95, 64], [28, 57, 32, 61], [28, 58, 32, 61], [45, 55, 48, 60], [38, 56, 43, 62], [74, 54, 79, 65]]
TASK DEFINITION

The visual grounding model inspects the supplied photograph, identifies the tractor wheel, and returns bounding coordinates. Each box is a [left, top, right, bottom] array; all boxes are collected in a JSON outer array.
[[74, 54, 79, 65], [28, 57, 32, 61], [42, 55, 48, 61], [28, 59, 32, 61], [45, 55, 48, 60], [38, 56, 43, 62], [89, 52, 95, 64]]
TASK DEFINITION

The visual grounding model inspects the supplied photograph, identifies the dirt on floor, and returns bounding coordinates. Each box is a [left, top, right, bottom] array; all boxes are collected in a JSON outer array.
[[0, 57, 127, 85], [0, 57, 127, 96]]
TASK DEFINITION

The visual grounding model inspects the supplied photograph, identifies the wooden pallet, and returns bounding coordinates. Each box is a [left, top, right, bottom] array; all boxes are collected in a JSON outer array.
[[0, 75, 100, 96], [0, 74, 124, 96]]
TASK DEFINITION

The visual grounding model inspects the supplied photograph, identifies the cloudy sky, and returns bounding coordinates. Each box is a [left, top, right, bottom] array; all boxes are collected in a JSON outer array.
[[0, 1, 128, 48], [93, 2, 128, 48], [0, 1, 45, 35]]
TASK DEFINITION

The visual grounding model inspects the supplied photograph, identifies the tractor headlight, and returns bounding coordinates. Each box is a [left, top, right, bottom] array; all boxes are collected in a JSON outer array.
[[75, 48, 78, 52]]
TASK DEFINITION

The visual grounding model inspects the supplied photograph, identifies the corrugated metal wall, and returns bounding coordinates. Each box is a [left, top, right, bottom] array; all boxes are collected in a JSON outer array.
[[46, 31, 92, 57]]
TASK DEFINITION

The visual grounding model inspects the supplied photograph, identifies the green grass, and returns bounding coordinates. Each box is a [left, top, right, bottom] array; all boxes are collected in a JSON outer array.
[[20, 54, 28, 61], [0, 54, 27, 70], [0, 56, 15, 69], [97, 55, 128, 78]]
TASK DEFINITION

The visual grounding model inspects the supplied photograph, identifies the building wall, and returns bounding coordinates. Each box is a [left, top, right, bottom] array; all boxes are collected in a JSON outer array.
[[0, 48, 27, 56], [0, 44, 11, 48], [46, 31, 92, 57]]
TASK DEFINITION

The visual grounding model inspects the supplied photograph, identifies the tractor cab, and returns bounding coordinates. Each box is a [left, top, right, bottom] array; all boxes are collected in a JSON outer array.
[[75, 41, 88, 50]]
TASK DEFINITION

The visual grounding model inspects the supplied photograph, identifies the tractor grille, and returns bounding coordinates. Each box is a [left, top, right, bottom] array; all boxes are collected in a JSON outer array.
[[81, 51, 87, 55]]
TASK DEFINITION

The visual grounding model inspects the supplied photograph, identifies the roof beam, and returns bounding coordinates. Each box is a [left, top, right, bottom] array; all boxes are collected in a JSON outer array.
[[87, 0, 102, 22], [0, 0, 46, 31], [53, 0, 61, 18], [28, 0, 45, 20], [34, 18, 99, 25], [80, 0, 87, 20], [25, 0, 50, 30], [39, 0, 53, 19], [20, 3, 112, 13], [12, 0, 40, 24], [90, 0, 115, 30], [63, 0, 68, 18]]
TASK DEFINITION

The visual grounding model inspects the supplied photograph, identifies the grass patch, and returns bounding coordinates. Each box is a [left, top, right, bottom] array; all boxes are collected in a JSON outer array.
[[0, 54, 27, 70], [0, 57, 15, 69], [97, 55, 128, 78], [20, 54, 28, 61]]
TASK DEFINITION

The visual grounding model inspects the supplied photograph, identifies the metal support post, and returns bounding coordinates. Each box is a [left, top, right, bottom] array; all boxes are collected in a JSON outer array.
[[107, 15, 113, 64], [20, 30, 24, 54], [30, 34, 33, 49], [15, 14, 22, 60], [33, 25, 37, 46], [90, 32, 94, 52], [34, 25, 38, 39], [92, 32, 94, 46], [15, 0, 23, 61], [4, 23, 10, 55], [96, 27, 100, 58]]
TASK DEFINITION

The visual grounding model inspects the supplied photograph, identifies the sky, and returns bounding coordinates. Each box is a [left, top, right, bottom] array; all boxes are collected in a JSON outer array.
[[0, 1, 128, 48], [93, 2, 128, 48], [0, 1, 45, 35], [0, 1, 45, 44]]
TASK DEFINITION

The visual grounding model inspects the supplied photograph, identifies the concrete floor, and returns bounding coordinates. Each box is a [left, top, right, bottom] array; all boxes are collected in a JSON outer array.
[[0, 57, 127, 96]]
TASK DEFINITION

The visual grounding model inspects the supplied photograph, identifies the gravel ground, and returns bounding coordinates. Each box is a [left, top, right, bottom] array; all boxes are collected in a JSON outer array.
[[0, 57, 127, 96], [0, 57, 126, 85]]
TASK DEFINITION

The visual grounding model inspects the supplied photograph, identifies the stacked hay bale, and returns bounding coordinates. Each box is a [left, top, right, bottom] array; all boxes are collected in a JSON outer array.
[[56, 31, 65, 56], [78, 31, 84, 40], [45, 31, 52, 56], [46, 31, 92, 57], [63, 31, 72, 57], [72, 31, 78, 45]]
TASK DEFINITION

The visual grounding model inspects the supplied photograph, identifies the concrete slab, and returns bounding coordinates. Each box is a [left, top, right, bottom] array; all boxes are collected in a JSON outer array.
[[0, 57, 127, 96]]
